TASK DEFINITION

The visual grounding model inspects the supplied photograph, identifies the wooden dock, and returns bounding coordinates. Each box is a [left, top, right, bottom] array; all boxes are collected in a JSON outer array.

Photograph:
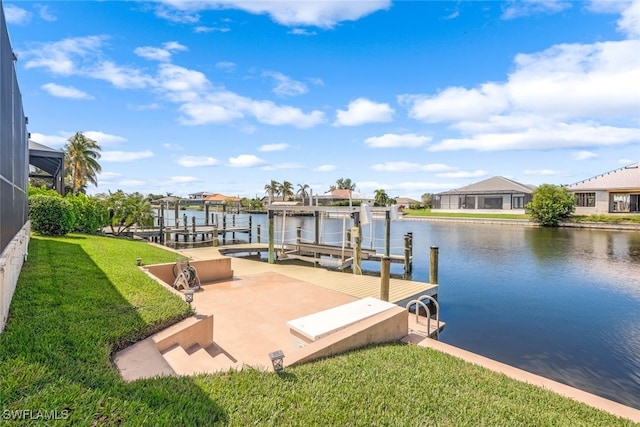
[[179, 245, 437, 304]]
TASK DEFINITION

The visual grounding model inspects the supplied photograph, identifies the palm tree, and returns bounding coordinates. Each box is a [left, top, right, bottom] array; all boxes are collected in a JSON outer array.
[[264, 180, 280, 205], [297, 183, 310, 205], [281, 180, 294, 201], [64, 132, 102, 194], [374, 189, 391, 207]]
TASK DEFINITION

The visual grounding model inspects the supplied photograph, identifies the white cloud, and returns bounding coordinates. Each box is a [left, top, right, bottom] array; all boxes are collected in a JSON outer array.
[[335, 98, 394, 126], [399, 83, 509, 123], [195, 26, 231, 33], [28, 132, 69, 148], [227, 154, 266, 167], [177, 155, 220, 167], [119, 180, 147, 187], [156, 0, 392, 29], [403, 24, 640, 153], [572, 150, 598, 160], [619, 158, 635, 164], [617, 0, 640, 38], [259, 143, 289, 152], [523, 169, 564, 176], [314, 164, 336, 172], [289, 28, 317, 36], [128, 103, 161, 111], [370, 162, 456, 172], [501, 0, 572, 20], [41, 83, 93, 99], [36, 4, 57, 22], [101, 150, 154, 162], [98, 172, 122, 179], [436, 170, 488, 178], [163, 143, 183, 150], [135, 41, 187, 62], [216, 61, 236, 71], [263, 71, 308, 97], [364, 133, 431, 148], [166, 176, 202, 184], [83, 131, 127, 145], [4, 5, 31, 24], [261, 162, 305, 170], [429, 121, 640, 151], [23, 36, 108, 76]]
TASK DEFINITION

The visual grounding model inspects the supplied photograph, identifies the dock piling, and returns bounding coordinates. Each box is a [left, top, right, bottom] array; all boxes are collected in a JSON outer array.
[[380, 256, 390, 301], [430, 246, 439, 284]]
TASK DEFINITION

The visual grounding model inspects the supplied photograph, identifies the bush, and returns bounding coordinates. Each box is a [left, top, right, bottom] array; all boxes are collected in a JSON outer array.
[[526, 184, 575, 227], [65, 193, 109, 234], [29, 194, 75, 236]]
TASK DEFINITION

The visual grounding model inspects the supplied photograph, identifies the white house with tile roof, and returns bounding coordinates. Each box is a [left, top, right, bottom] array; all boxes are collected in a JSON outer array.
[[433, 176, 535, 214], [567, 162, 640, 214]]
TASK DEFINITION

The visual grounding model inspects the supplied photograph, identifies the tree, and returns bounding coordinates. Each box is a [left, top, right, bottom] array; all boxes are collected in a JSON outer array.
[[526, 184, 575, 227], [264, 180, 280, 204], [105, 190, 154, 235], [374, 189, 391, 207], [281, 180, 294, 201], [64, 132, 102, 194], [297, 183, 310, 205], [335, 177, 356, 191], [421, 193, 434, 209]]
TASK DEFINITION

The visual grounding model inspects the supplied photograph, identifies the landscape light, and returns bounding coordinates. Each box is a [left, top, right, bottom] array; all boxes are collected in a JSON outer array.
[[269, 350, 285, 372]]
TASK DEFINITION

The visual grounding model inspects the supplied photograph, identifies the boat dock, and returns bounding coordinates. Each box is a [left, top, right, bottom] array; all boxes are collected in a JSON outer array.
[[179, 245, 436, 304]]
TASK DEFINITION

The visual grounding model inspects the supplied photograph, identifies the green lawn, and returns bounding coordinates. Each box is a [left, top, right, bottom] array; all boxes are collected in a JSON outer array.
[[404, 209, 640, 224], [0, 234, 636, 426]]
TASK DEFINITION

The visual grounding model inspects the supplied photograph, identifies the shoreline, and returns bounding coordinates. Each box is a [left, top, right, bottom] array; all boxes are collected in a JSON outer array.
[[401, 215, 640, 231]]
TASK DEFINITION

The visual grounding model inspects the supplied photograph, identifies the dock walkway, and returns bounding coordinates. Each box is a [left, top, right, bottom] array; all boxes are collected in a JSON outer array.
[[177, 245, 436, 304]]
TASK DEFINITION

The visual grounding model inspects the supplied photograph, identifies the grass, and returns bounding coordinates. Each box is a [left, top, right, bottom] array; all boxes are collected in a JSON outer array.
[[1, 234, 637, 426], [403, 208, 530, 220], [404, 209, 640, 224]]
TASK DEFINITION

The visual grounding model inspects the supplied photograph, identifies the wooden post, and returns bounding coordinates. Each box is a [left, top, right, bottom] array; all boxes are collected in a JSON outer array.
[[249, 215, 252, 243], [191, 216, 196, 238], [430, 246, 439, 284], [213, 227, 219, 247], [174, 201, 179, 228], [159, 203, 165, 244], [314, 211, 320, 245], [380, 256, 390, 301], [296, 226, 302, 245], [408, 232, 413, 258], [205, 203, 210, 226], [268, 210, 275, 264], [257, 224, 261, 244], [404, 234, 411, 275], [222, 214, 227, 245], [384, 210, 391, 257], [183, 214, 187, 232], [352, 212, 362, 275], [232, 214, 236, 240]]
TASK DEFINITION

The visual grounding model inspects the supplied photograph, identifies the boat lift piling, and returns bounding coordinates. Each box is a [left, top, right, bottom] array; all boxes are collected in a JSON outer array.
[[266, 205, 413, 275]]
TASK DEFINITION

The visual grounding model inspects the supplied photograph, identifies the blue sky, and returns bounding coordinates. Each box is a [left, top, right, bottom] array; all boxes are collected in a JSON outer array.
[[5, 0, 640, 200]]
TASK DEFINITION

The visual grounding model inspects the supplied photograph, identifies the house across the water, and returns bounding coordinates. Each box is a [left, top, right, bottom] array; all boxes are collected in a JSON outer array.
[[567, 162, 640, 214], [433, 176, 535, 214]]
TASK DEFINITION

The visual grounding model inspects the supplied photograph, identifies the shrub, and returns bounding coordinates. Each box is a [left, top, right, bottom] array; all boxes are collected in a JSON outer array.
[[66, 193, 109, 234], [29, 194, 75, 236], [526, 184, 575, 227]]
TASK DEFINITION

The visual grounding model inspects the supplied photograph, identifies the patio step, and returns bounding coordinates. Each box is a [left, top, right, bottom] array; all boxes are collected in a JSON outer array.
[[162, 343, 237, 375]]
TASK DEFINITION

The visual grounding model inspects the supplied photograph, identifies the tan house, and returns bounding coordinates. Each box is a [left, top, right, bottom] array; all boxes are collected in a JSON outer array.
[[433, 176, 535, 214], [567, 162, 640, 214]]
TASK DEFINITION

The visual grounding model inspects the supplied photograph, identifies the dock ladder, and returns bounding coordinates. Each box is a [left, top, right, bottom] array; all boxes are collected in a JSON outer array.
[[405, 295, 441, 339]]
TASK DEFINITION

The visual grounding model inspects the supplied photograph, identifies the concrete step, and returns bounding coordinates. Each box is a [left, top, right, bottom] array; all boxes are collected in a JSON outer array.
[[162, 343, 238, 375]]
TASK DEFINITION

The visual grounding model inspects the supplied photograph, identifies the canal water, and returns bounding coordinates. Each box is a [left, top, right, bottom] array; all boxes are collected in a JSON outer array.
[[163, 210, 640, 409]]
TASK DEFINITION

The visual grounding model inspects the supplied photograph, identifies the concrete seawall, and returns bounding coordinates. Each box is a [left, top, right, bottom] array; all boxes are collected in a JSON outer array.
[[402, 216, 640, 231]]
